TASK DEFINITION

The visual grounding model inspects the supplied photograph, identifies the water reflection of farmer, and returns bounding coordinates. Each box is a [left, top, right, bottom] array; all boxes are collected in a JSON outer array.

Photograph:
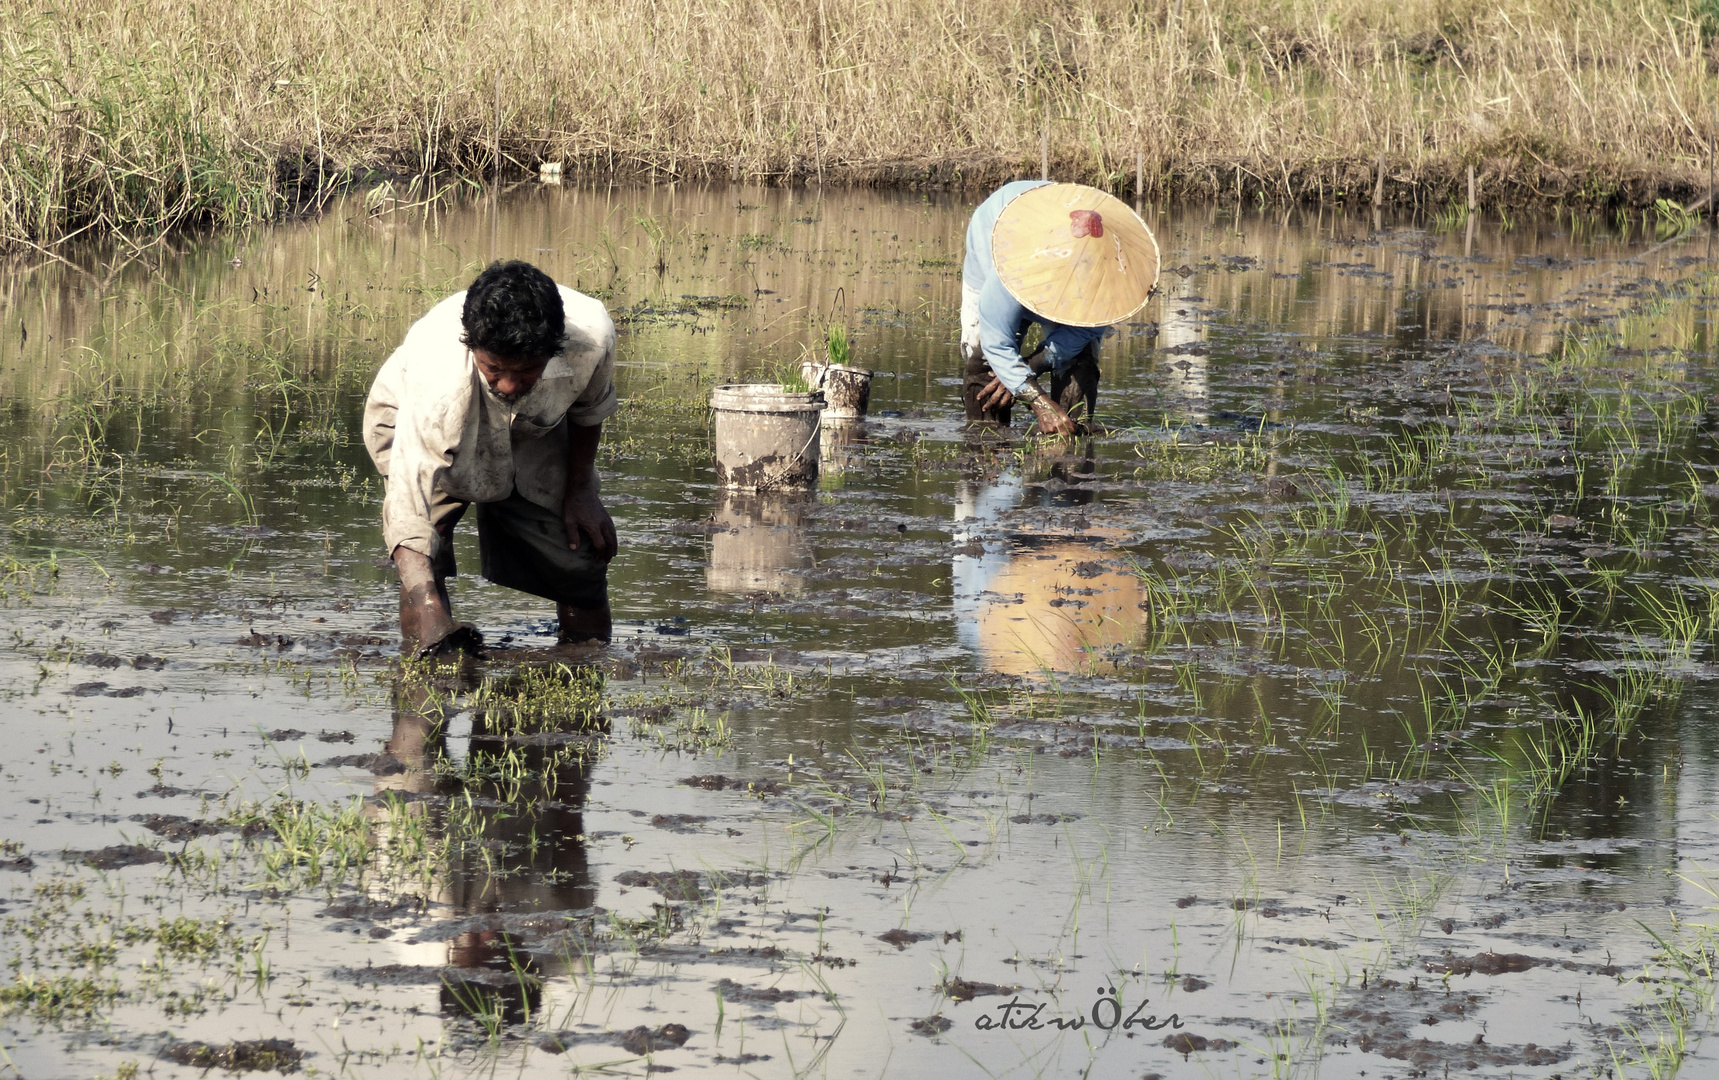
[[363, 260, 620, 657], [961, 182, 1160, 434], [380, 676, 600, 1023]]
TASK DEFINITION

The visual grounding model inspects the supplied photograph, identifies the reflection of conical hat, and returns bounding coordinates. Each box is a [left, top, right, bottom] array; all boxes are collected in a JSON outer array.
[[991, 183, 1159, 327]]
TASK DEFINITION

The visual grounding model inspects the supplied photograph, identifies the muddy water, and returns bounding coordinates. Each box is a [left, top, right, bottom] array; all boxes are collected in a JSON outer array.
[[1, 184, 1717, 1079]]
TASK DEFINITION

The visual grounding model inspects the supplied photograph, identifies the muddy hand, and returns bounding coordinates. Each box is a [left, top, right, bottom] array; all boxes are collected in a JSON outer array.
[[975, 375, 1015, 412], [1029, 397, 1080, 437], [563, 487, 617, 562], [393, 546, 456, 653]]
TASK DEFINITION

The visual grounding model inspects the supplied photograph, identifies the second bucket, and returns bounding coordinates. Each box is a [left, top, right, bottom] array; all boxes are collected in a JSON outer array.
[[710, 384, 826, 490], [800, 360, 874, 419]]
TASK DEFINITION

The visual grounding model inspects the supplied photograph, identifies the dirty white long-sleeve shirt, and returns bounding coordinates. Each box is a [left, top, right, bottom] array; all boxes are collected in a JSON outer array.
[[363, 286, 619, 562]]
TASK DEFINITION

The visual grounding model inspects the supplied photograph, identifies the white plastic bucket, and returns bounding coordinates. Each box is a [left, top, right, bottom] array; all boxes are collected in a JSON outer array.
[[710, 384, 826, 489]]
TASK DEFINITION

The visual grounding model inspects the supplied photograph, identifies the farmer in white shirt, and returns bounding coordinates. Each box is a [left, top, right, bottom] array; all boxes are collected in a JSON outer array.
[[961, 181, 1160, 433], [363, 260, 620, 656]]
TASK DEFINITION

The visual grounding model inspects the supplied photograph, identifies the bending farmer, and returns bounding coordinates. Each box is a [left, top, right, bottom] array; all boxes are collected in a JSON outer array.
[[364, 260, 620, 656], [961, 181, 1160, 433]]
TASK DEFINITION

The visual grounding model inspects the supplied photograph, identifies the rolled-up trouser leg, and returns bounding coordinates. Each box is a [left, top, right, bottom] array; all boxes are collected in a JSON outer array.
[[962, 343, 1013, 426], [1050, 343, 1101, 429], [959, 279, 1011, 426]]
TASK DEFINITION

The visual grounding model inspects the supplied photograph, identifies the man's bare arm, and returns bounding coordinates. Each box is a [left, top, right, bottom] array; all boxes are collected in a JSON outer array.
[[563, 422, 617, 561]]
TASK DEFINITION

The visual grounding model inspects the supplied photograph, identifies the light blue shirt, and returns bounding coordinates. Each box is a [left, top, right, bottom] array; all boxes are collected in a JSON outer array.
[[963, 180, 1109, 396]]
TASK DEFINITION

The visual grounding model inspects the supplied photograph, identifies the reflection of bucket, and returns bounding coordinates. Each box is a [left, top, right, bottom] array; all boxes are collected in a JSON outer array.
[[706, 492, 813, 594], [818, 419, 865, 487], [710, 385, 825, 490], [800, 361, 873, 419]]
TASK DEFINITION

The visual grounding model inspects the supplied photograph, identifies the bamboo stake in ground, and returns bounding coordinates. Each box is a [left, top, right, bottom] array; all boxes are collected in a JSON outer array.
[[1136, 150, 1144, 205], [1041, 114, 1049, 181], [1467, 165, 1477, 212], [1372, 139, 1386, 208]]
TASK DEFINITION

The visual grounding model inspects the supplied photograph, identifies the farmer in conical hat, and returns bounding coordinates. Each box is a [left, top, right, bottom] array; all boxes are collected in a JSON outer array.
[[363, 260, 620, 657], [961, 181, 1159, 434]]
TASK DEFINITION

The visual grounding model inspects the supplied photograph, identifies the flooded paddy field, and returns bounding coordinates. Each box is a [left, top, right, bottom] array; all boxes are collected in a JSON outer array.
[[1, 184, 1717, 1079]]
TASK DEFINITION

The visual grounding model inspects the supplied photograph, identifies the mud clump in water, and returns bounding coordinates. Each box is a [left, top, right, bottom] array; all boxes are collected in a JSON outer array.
[[236, 632, 295, 649], [616, 869, 704, 901], [715, 977, 798, 1004], [910, 1015, 953, 1037], [69, 844, 164, 869], [132, 814, 222, 841], [69, 681, 145, 698], [878, 928, 934, 949], [1164, 1033, 1234, 1055], [319, 752, 406, 776], [679, 774, 783, 795], [162, 1038, 303, 1072], [335, 964, 446, 986], [616, 1023, 692, 1055], [649, 813, 708, 832], [1425, 951, 1542, 976], [1331, 980, 1569, 1068], [941, 977, 1018, 1001]]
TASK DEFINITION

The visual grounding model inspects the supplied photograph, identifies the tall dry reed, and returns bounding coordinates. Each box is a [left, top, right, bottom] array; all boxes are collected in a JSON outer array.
[[2, 0, 1715, 251]]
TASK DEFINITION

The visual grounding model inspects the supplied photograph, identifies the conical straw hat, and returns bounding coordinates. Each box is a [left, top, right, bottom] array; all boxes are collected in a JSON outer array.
[[990, 183, 1159, 328]]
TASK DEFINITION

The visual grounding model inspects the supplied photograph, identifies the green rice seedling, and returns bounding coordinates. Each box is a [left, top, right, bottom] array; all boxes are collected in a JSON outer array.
[[470, 664, 607, 736]]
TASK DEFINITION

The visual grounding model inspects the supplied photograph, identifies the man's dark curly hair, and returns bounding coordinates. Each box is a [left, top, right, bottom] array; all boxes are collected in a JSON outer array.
[[461, 260, 566, 360]]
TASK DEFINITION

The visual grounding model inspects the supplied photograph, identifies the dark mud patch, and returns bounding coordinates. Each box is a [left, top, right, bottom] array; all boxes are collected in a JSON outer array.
[[678, 774, 783, 795], [319, 752, 406, 775], [78, 651, 162, 670], [69, 681, 147, 698], [616, 1023, 692, 1055], [1316, 779, 1469, 807], [649, 814, 709, 832], [0, 857, 33, 872], [1330, 978, 1568, 1067], [941, 977, 1018, 1001], [909, 1015, 953, 1037], [715, 977, 799, 1004], [1268, 936, 1343, 951], [136, 782, 199, 799], [236, 632, 295, 649], [322, 895, 421, 920], [1164, 1033, 1235, 1055], [132, 813, 222, 841], [1424, 951, 1543, 976], [162, 1038, 304, 1072], [878, 928, 935, 949], [336, 964, 446, 986], [68, 844, 164, 869], [616, 870, 704, 901], [536, 1024, 694, 1056]]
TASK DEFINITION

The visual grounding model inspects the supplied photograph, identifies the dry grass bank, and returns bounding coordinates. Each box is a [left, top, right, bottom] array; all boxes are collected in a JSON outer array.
[[2, 0, 1716, 250]]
